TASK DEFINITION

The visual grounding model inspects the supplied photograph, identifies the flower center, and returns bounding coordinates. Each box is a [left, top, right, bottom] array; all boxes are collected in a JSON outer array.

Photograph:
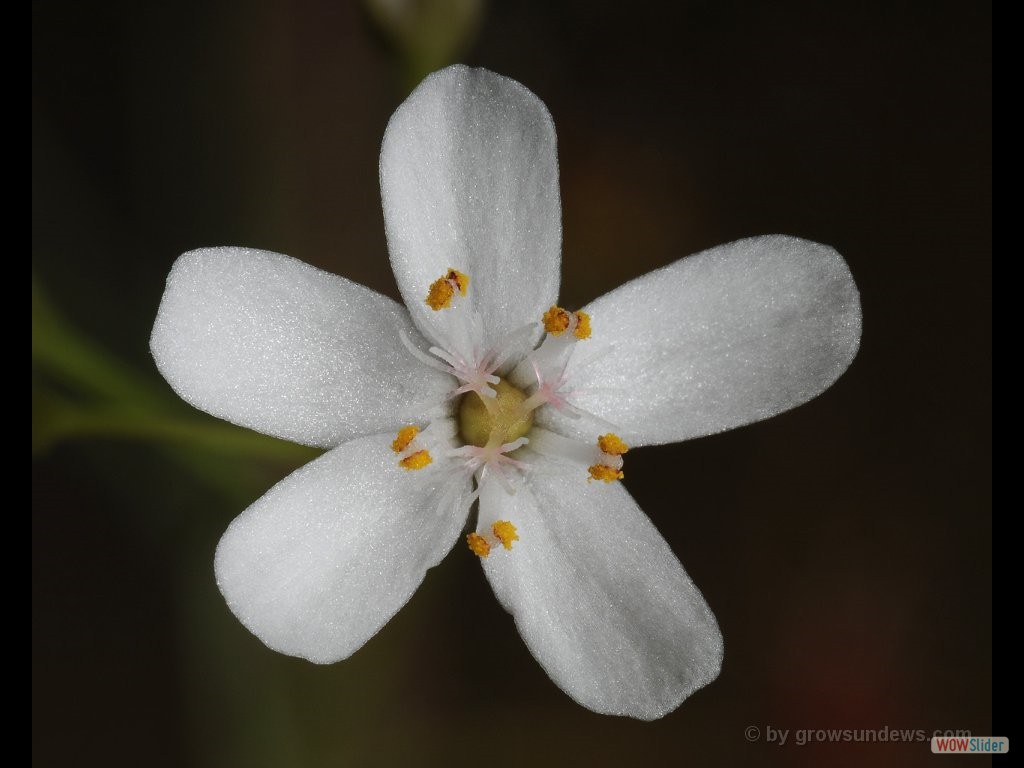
[[458, 378, 534, 448]]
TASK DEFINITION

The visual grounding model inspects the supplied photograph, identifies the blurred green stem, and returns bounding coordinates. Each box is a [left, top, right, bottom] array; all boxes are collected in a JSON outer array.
[[35, 394, 313, 461], [363, 0, 484, 93], [33, 278, 167, 413], [32, 276, 317, 469]]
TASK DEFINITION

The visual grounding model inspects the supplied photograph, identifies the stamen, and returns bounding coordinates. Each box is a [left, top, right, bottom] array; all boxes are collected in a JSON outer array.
[[399, 450, 433, 470], [588, 465, 624, 483], [467, 532, 491, 558], [392, 425, 433, 470], [492, 520, 519, 550], [542, 306, 571, 335], [528, 428, 628, 483], [542, 305, 590, 339], [572, 310, 591, 340], [449, 269, 469, 296], [511, 307, 598, 420], [391, 425, 420, 453], [425, 268, 469, 310], [403, 280, 537, 405], [588, 433, 628, 483], [425, 280, 453, 310], [466, 519, 520, 558], [597, 433, 629, 456]]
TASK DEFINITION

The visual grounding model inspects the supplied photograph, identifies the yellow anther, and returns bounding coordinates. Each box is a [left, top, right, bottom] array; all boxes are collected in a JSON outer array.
[[492, 520, 520, 550], [573, 310, 591, 340], [589, 434, 627, 482], [425, 268, 469, 310], [425, 278, 454, 310], [467, 532, 491, 558], [542, 305, 590, 339], [392, 425, 420, 453], [597, 433, 629, 456], [542, 305, 572, 335], [448, 268, 469, 296], [588, 464, 624, 483], [399, 450, 433, 470]]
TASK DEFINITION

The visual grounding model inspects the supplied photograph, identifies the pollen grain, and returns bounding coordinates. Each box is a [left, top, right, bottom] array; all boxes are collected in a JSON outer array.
[[425, 268, 469, 310], [392, 425, 420, 453], [588, 465, 624, 483], [542, 305, 571, 335], [492, 520, 520, 550], [467, 532, 491, 558], [573, 310, 591, 340], [597, 433, 628, 455], [399, 450, 433, 470]]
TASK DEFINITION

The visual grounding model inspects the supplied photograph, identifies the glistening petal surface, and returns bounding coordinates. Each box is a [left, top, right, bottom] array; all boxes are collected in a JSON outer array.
[[544, 235, 861, 446], [215, 432, 472, 664], [151, 247, 452, 448], [478, 473, 723, 720], [380, 65, 561, 356]]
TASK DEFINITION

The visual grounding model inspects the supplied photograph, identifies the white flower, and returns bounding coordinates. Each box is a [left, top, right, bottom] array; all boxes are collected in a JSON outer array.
[[150, 65, 861, 720]]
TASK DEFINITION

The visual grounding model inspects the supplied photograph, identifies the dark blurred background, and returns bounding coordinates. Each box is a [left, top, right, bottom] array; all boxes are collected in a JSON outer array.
[[32, 1, 991, 766]]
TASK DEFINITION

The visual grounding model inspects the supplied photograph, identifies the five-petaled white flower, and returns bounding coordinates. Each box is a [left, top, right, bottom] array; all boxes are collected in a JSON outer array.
[[151, 65, 861, 720]]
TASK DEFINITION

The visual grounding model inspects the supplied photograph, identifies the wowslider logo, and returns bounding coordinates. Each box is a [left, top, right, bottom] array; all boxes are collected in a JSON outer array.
[[931, 736, 1008, 754]]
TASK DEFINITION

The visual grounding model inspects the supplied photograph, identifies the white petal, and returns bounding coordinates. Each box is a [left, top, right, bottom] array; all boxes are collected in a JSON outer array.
[[151, 247, 453, 448], [215, 431, 472, 664], [478, 471, 723, 720], [380, 65, 561, 357], [544, 235, 861, 446]]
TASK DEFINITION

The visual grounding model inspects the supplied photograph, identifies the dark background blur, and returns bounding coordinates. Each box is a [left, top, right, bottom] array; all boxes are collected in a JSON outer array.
[[32, 1, 991, 766]]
